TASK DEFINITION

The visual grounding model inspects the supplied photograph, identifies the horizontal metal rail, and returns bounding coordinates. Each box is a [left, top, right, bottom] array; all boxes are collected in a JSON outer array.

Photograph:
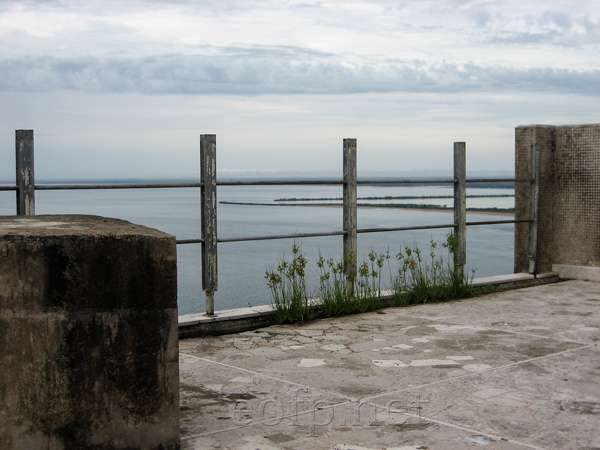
[[219, 230, 346, 243], [218, 177, 523, 186], [175, 218, 531, 246], [176, 238, 204, 244], [33, 182, 204, 190], [466, 178, 529, 183], [178, 224, 458, 245], [466, 219, 531, 226], [358, 178, 456, 185], [357, 223, 455, 234], [220, 178, 460, 186], [178, 231, 347, 245], [0, 177, 529, 193], [218, 180, 343, 186]]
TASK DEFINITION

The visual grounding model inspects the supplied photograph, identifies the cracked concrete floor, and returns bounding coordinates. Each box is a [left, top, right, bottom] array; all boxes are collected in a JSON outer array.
[[178, 280, 600, 450]]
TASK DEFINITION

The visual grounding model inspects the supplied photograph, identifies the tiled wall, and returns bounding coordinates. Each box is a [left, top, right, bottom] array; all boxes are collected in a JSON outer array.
[[515, 124, 600, 273]]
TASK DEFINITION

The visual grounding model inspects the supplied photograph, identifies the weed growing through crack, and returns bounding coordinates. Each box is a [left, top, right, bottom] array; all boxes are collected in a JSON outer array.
[[354, 250, 390, 313], [265, 234, 474, 324], [265, 242, 313, 324], [393, 233, 474, 306], [316, 254, 352, 317]]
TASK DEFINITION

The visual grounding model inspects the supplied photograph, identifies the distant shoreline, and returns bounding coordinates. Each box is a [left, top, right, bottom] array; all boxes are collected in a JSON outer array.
[[220, 201, 514, 216], [337, 204, 513, 216]]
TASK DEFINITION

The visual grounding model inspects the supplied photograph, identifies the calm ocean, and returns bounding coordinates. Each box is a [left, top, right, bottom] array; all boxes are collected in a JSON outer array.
[[0, 184, 515, 315]]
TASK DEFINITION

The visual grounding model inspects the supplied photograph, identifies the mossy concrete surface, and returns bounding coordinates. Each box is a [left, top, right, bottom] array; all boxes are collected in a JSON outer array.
[[0, 215, 180, 450], [179, 280, 600, 450]]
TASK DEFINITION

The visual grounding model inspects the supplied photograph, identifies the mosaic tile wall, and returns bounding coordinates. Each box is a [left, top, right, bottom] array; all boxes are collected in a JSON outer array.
[[515, 124, 600, 273]]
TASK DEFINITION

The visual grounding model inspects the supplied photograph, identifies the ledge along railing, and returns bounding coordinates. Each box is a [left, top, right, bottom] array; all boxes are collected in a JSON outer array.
[[6, 130, 538, 316]]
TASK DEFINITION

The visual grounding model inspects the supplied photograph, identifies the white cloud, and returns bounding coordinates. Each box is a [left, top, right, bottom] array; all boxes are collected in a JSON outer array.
[[0, 0, 599, 179]]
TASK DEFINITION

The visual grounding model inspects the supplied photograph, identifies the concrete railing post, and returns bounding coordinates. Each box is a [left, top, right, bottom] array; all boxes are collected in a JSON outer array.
[[528, 143, 540, 275], [15, 130, 35, 216], [200, 134, 218, 316], [453, 142, 467, 269], [343, 138, 357, 283]]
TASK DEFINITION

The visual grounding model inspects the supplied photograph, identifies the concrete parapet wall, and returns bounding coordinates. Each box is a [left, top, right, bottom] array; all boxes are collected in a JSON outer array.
[[0, 215, 180, 450], [515, 123, 600, 273]]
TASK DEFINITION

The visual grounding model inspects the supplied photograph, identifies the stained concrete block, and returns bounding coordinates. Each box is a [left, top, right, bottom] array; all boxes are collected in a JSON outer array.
[[0, 215, 180, 450]]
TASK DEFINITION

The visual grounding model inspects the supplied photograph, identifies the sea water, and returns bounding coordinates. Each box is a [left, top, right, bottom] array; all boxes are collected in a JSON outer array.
[[0, 184, 514, 315]]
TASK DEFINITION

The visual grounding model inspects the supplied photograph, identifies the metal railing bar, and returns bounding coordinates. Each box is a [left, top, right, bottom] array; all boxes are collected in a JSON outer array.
[[217, 230, 346, 243], [358, 179, 456, 185], [35, 182, 204, 190], [466, 219, 531, 226], [4, 178, 530, 192], [219, 177, 529, 186], [193, 221, 473, 244], [206, 219, 532, 245], [357, 223, 456, 234], [176, 238, 205, 244], [465, 178, 529, 183], [217, 180, 343, 186]]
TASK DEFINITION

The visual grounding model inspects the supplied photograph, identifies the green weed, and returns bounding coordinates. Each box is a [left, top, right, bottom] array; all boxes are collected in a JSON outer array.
[[265, 243, 314, 324], [393, 233, 474, 306], [265, 234, 474, 324]]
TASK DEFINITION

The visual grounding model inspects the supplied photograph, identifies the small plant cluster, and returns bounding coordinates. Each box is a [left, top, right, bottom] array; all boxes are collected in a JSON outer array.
[[393, 234, 474, 306], [265, 243, 314, 323], [265, 234, 474, 324], [316, 250, 389, 318]]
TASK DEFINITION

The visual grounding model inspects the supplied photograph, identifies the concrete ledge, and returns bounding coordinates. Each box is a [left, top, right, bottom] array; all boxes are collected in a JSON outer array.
[[472, 271, 557, 286], [473, 272, 533, 286], [178, 305, 276, 339], [178, 272, 561, 339], [553, 264, 600, 282]]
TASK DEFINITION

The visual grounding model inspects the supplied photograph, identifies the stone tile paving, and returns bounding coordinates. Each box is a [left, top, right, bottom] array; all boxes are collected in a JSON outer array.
[[179, 280, 600, 450], [392, 281, 600, 344]]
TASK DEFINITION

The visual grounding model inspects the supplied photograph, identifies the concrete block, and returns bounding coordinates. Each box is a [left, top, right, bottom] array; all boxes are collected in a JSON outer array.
[[0, 215, 179, 450], [553, 264, 600, 282]]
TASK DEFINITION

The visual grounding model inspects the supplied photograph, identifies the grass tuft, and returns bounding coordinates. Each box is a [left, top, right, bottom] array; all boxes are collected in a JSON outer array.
[[265, 234, 474, 324]]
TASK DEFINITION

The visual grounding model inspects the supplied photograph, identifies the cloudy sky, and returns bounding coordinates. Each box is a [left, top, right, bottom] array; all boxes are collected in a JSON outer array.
[[1, 0, 598, 180]]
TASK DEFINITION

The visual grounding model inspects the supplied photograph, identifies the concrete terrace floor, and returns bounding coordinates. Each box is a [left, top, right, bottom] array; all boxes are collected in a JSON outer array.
[[178, 280, 600, 450]]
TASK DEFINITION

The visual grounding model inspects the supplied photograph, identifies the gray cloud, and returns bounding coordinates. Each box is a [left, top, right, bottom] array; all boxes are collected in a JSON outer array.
[[1, 47, 598, 96]]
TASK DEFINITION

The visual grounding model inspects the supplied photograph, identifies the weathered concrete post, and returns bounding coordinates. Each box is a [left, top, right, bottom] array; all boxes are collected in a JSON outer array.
[[0, 215, 180, 450], [343, 138, 357, 283], [200, 134, 218, 316], [15, 130, 35, 216], [453, 142, 467, 269]]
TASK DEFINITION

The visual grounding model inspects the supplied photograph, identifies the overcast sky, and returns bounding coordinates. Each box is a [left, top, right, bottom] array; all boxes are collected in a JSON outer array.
[[1, 0, 598, 180]]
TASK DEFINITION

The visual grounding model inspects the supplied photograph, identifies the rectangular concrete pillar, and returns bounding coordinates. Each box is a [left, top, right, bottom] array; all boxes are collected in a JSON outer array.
[[0, 215, 180, 450], [515, 124, 600, 273]]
